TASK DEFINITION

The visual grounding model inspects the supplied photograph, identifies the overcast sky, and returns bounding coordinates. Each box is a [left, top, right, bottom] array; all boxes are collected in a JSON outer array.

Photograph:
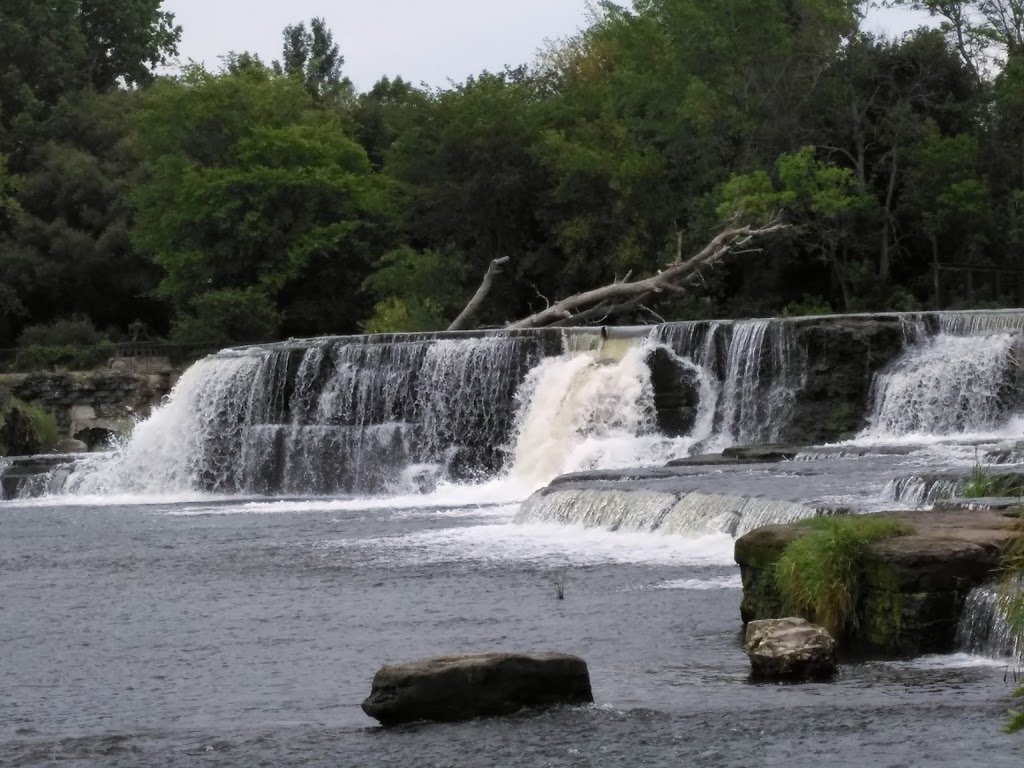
[[162, 1, 933, 91]]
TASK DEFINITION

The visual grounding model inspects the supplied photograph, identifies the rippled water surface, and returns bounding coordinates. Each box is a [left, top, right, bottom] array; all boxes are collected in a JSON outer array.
[[2, 494, 1021, 767]]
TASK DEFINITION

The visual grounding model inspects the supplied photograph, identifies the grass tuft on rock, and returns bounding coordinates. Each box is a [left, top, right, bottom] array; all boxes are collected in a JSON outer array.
[[961, 460, 1024, 499], [774, 516, 913, 637]]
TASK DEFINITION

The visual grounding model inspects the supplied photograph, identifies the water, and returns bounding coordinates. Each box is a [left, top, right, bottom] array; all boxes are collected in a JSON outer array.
[[2, 496, 1020, 768], [956, 585, 1024, 661], [6, 310, 1024, 765]]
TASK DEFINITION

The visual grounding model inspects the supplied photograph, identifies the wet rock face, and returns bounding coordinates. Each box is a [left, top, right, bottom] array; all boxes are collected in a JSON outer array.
[[745, 617, 837, 681], [361, 652, 593, 726], [783, 317, 907, 444], [646, 346, 701, 437]]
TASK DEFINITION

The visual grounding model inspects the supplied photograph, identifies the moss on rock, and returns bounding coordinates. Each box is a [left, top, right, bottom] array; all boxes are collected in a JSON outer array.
[[735, 508, 1018, 657]]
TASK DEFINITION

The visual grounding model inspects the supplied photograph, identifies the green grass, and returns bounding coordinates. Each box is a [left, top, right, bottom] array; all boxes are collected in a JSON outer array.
[[775, 516, 914, 636], [0, 396, 60, 452], [961, 458, 1024, 499]]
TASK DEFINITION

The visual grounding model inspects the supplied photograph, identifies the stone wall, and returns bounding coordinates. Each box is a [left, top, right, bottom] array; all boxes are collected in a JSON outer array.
[[0, 370, 178, 446]]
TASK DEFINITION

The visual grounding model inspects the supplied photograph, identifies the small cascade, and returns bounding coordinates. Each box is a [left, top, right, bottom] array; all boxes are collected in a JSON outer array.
[[656, 318, 806, 448], [955, 584, 1024, 661], [883, 475, 961, 507], [862, 310, 1024, 439], [716, 320, 805, 446], [514, 486, 823, 537]]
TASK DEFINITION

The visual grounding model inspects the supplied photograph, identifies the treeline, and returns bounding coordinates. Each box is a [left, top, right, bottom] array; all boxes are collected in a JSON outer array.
[[1, 0, 1022, 348]]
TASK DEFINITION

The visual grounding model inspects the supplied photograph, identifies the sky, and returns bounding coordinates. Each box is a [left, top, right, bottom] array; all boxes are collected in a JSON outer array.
[[161, 1, 934, 91]]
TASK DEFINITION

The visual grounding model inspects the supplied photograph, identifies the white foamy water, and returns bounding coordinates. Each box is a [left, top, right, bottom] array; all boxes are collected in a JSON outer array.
[[507, 343, 708, 487], [862, 332, 1020, 439], [318, 524, 737, 567], [651, 575, 742, 590]]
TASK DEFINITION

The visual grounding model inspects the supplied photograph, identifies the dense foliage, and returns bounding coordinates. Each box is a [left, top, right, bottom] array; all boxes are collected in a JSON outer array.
[[3, 0, 1024, 346]]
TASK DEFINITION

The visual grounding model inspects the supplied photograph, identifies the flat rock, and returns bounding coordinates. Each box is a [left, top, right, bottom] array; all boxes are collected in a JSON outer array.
[[745, 617, 837, 681], [361, 652, 593, 726]]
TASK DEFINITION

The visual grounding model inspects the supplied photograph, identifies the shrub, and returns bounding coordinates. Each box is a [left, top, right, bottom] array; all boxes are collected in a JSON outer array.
[[18, 317, 106, 348], [0, 397, 59, 453], [15, 341, 115, 371], [171, 289, 281, 347], [775, 516, 913, 636]]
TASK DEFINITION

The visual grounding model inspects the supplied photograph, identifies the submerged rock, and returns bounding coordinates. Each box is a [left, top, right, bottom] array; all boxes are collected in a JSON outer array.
[[745, 617, 837, 681], [361, 652, 593, 726], [54, 437, 88, 454]]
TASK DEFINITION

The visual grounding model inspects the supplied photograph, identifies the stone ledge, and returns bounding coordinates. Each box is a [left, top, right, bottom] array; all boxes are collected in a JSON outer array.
[[735, 507, 1020, 657]]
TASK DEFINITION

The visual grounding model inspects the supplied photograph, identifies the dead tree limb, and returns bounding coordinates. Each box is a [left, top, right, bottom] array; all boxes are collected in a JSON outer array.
[[447, 256, 511, 331], [506, 220, 787, 329]]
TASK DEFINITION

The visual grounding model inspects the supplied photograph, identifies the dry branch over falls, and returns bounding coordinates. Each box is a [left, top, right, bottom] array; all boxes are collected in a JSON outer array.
[[448, 221, 788, 331]]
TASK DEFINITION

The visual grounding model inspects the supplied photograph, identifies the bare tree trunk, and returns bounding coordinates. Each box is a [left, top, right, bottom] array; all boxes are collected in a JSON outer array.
[[447, 257, 510, 331], [879, 150, 898, 287], [502, 221, 786, 330]]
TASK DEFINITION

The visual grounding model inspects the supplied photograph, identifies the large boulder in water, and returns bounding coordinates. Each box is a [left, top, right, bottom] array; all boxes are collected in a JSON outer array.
[[744, 617, 837, 681], [361, 652, 593, 726]]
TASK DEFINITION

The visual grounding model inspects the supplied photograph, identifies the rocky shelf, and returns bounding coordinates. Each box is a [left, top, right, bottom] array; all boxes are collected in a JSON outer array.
[[735, 504, 1021, 657]]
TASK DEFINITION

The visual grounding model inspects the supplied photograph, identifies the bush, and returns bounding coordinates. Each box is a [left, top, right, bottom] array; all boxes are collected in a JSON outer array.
[[18, 317, 106, 348], [782, 295, 833, 317], [0, 397, 59, 454], [775, 516, 914, 636], [171, 289, 281, 347], [15, 341, 115, 371]]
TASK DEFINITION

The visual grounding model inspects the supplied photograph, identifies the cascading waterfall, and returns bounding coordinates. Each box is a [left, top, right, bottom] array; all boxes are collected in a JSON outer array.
[[955, 584, 1024, 661], [514, 486, 823, 537], [65, 333, 549, 496], [716, 320, 804, 447], [657, 318, 805, 448], [862, 311, 1024, 439], [506, 341, 712, 486]]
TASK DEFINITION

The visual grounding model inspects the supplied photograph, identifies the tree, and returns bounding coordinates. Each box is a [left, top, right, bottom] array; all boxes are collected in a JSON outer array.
[[273, 17, 352, 103], [131, 64, 394, 337], [0, 0, 180, 142], [721, 147, 870, 309], [893, 0, 1024, 76]]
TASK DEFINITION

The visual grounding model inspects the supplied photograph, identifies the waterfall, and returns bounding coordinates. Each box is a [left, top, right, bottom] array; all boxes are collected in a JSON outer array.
[[716, 319, 804, 446], [65, 333, 549, 496], [862, 312, 1023, 439], [514, 486, 822, 537], [505, 341, 712, 486], [657, 318, 806, 448], [883, 474, 962, 507], [955, 584, 1024, 661]]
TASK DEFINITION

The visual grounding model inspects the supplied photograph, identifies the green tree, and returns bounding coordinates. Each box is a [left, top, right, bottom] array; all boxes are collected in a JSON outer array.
[[131, 64, 394, 337], [273, 17, 352, 103]]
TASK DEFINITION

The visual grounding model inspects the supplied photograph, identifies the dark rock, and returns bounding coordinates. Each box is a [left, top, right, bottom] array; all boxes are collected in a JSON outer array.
[[361, 652, 593, 726], [646, 346, 701, 437], [722, 444, 803, 462], [745, 617, 837, 681]]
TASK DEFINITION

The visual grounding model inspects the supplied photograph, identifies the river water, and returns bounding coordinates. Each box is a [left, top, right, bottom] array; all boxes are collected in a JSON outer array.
[[5, 311, 1024, 765], [2, 483, 1021, 767]]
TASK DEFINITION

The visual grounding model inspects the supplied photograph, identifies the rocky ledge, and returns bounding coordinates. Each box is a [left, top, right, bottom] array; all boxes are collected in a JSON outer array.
[[361, 652, 593, 726], [735, 506, 1020, 657]]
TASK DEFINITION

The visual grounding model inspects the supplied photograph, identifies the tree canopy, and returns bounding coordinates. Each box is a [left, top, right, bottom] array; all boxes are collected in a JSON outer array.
[[1, 0, 1023, 347]]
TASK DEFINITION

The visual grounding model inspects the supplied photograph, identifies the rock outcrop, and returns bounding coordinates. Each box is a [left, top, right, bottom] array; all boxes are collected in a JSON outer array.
[[745, 617, 837, 681], [735, 507, 1019, 657], [361, 652, 593, 726]]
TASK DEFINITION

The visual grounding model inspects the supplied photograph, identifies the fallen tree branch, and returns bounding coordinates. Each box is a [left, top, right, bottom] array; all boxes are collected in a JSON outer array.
[[506, 220, 787, 329], [448, 256, 511, 331]]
